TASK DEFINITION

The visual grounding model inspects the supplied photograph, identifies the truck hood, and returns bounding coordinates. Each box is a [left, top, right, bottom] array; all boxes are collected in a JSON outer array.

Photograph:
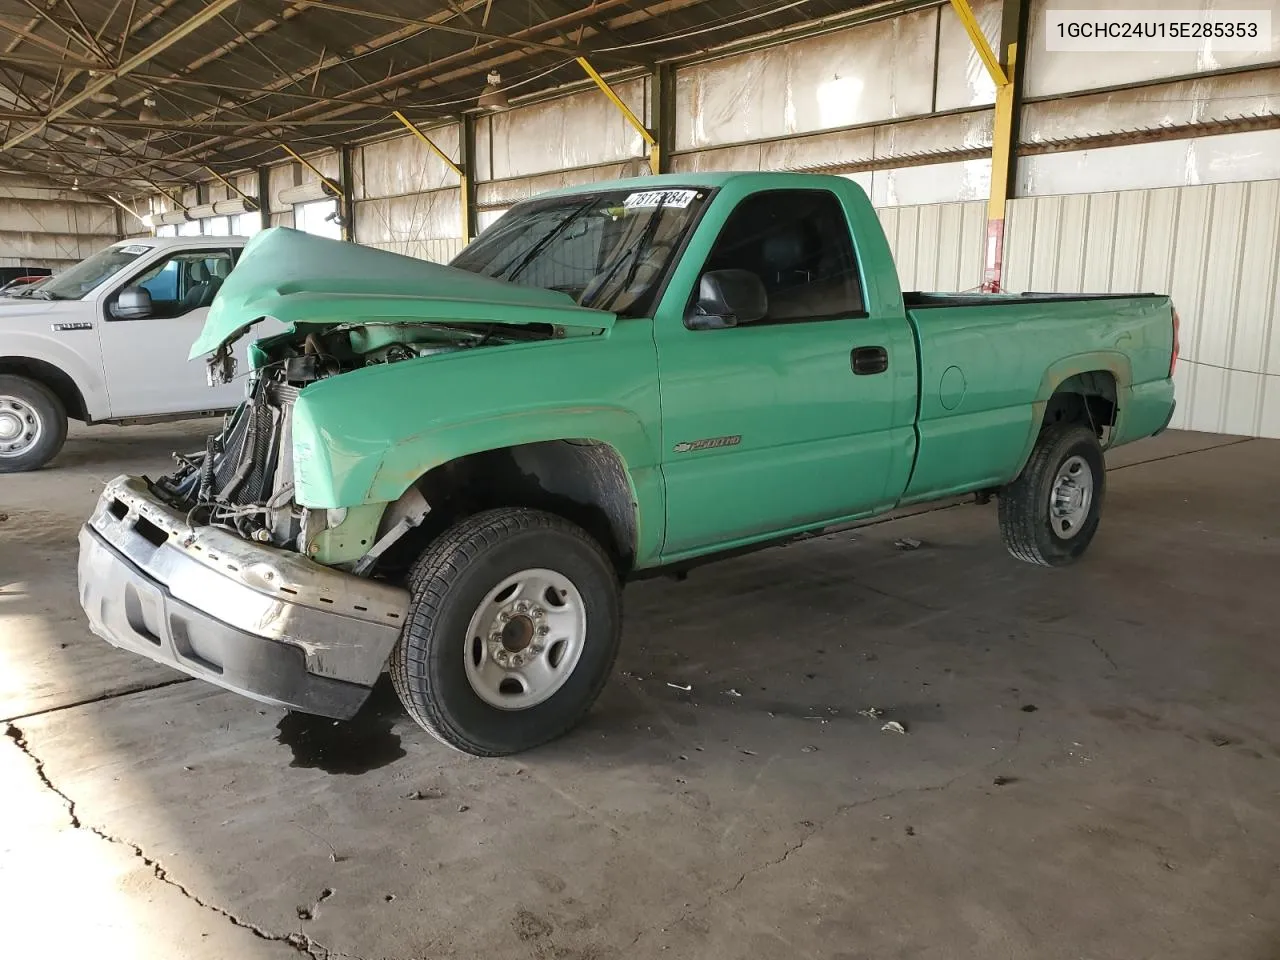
[[0, 299, 85, 318], [190, 227, 616, 359]]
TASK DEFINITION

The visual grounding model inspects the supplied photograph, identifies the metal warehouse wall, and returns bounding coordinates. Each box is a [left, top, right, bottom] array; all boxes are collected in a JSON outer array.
[[0, 175, 120, 268], [670, 0, 999, 205], [1004, 182, 1280, 438], [877, 201, 988, 293], [355, 127, 463, 263]]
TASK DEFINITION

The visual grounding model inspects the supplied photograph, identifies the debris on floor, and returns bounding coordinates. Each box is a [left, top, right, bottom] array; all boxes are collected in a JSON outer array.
[[993, 776, 1019, 786], [723, 688, 742, 697], [894, 537, 923, 551], [881, 721, 908, 735], [403, 788, 444, 801], [858, 707, 885, 719], [667, 682, 693, 692]]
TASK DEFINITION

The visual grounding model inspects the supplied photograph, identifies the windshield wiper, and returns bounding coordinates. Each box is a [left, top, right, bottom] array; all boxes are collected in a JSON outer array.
[[495, 198, 597, 284], [580, 197, 667, 311]]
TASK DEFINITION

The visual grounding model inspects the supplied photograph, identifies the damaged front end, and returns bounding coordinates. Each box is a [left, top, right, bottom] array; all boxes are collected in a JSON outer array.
[[152, 321, 508, 560], [74, 321, 535, 717]]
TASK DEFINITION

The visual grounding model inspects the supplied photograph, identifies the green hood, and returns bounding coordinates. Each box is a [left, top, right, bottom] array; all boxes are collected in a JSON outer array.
[[189, 227, 615, 359]]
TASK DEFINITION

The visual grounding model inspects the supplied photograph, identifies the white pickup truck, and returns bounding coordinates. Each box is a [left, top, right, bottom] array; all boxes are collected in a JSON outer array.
[[0, 235, 256, 472]]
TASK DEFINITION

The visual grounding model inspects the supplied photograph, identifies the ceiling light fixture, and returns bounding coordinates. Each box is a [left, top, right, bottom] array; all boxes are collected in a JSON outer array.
[[85, 128, 106, 149], [477, 71, 509, 112], [139, 96, 161, 124], [87, 90, 119, 104]]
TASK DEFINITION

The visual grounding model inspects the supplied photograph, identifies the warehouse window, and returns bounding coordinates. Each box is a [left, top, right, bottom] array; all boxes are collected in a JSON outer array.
[[233, 213, 262, 238], [295, 198, 341, 239], [700, 190, 864, 323]]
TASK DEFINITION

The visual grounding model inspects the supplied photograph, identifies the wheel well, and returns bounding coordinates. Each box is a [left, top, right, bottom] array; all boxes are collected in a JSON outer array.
[[385, 440, 638, 576], [0, 357, 88, 421], [1043, 371, 1117, 437]]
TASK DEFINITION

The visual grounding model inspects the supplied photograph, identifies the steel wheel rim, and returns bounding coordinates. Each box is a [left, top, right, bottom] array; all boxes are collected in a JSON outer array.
[[1049, 454, 1094, 539], [463, 568, 587, 711], [0, 395, 43, 458]]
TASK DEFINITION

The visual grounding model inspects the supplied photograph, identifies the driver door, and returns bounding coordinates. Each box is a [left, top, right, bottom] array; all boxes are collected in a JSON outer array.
[[656, 188, 916, 558], [97, 247, 241, 418]]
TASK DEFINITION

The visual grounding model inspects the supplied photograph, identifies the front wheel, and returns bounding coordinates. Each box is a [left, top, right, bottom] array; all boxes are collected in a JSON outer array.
[[999, 424, 1106, 567], [390, 508, 622, 756], [0, 375, 67, 473]]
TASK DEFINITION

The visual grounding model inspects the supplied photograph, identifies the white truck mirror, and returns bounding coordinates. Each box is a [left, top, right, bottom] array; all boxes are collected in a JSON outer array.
[[114, 287, 153, 320]]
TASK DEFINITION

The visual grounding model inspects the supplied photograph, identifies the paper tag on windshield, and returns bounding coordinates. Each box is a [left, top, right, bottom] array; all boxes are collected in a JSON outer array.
[[623, 189, 698, 209], [119, 244, 151, 254]]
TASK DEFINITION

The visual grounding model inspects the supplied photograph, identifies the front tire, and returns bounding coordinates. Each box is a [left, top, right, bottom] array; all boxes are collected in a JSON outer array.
[[999, 424, 1105, 567], [0, 375, 67, 473], [390, 508, 622, 756]]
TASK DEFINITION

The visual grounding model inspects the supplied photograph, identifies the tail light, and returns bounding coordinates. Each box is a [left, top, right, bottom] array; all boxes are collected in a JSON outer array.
[[1170, 308, 1181, 377]]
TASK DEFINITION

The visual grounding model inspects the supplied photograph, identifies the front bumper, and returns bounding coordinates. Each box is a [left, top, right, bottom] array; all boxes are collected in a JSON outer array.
[[77, 476, 410, 719]]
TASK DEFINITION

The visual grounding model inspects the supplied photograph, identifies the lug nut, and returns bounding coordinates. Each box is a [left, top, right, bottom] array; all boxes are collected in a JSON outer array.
[[536, 624, 550, 636]]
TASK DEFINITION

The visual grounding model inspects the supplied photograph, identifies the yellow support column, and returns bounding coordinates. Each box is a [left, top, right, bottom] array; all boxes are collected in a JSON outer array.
[[985, 43, 1017, 292], [392, 109, 471, 245], [576, 57, 660, 175], [948, 0, 1017, 292]]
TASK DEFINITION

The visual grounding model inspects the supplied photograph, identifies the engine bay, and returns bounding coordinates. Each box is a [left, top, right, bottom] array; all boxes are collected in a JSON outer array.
[[152, 321, 532, 554]]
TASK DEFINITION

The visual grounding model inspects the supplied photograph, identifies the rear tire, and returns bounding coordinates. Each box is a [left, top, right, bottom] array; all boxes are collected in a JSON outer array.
[[0, 375, 67, 473], [999, 424, 1105, 567], [390, 508, 622, 756]]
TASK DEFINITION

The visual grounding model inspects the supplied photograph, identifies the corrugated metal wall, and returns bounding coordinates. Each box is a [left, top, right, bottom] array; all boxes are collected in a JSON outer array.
[[877, 201, 987, 293], [0, 175, 120, 267], [1005, 181, 1280, 438], [354, 124, 464, 261]]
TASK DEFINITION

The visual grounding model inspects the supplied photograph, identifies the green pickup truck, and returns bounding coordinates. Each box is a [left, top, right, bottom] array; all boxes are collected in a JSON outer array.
[[78, 172, 1178, 756]]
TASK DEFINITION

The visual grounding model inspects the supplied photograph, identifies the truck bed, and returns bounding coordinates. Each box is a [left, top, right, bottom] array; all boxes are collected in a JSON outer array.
[[898, 291, 1177, 507], [903, 291, 1163, 308]]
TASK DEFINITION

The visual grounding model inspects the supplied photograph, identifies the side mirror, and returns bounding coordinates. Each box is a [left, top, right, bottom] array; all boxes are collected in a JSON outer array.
[[686, 269, 767, 330], [113, 286, 153, 320]]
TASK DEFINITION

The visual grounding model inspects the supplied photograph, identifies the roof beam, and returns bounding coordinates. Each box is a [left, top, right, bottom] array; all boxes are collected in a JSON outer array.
[[0, 49, 102, 70], [0, 108, 387, 134], [3, 0, 246, 151], [295, 0, 649, 67], [167, 0, 646, 162], [15, 0, 102, 59]]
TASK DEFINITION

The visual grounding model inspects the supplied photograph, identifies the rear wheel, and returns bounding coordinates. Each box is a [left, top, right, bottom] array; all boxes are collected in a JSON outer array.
[[390, 508, 622, 756], [0, 375, 67, 473], [999, 424, 1105, 567]]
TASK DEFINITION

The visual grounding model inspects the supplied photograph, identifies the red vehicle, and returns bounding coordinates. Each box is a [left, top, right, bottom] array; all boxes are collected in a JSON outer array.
[[0, 276, 50, 297]]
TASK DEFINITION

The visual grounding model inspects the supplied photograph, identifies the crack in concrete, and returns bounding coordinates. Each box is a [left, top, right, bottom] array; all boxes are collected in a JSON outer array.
[[3, 677, 195, 724], [4, 723, 361, 960], [1090, 636, 1120, 673], [632, 727, 1026, 950]]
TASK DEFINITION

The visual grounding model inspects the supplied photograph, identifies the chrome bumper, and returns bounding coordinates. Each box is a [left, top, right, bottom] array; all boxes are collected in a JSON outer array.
[[77, 476, 409, 718]]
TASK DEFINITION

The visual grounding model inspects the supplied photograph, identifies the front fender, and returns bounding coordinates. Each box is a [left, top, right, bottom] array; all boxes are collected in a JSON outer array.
[[0, 326, 110, 420], [289, 327, 665, 563]]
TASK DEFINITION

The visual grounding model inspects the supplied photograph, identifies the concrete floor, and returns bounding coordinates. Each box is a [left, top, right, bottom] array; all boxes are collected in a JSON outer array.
[[3, 420, 1279, 960]]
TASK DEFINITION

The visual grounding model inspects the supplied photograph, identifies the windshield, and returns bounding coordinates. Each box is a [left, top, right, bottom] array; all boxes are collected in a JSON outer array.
[[23, 243, 153, 301], [450, 187, 709, 316]]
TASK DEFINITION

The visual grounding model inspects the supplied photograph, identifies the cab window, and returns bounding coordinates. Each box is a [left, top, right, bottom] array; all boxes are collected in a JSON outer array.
[[700, 190, 864, 324], [111, 250, 235, 320]]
